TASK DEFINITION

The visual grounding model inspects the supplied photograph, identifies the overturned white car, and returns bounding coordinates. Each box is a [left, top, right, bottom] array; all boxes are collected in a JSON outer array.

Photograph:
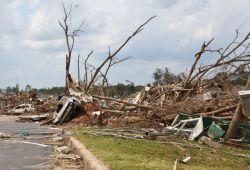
[[8, 104, 35, 114], [53, 96, 83, 124]]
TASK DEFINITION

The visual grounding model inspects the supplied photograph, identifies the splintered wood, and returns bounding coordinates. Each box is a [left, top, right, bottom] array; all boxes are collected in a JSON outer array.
[[88, 30, 250, 127]]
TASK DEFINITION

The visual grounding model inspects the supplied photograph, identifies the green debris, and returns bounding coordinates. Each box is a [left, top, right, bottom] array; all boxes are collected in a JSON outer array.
[[207, 122, 225, 140]]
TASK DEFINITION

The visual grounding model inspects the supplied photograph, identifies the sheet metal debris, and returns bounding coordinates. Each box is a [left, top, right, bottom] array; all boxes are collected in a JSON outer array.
[[166, 112, 214, 140], [207, 122, 225, 140]]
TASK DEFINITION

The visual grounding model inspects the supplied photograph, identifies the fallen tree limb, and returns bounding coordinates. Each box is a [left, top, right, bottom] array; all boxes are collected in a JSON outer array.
[[212, 116, 233, 120], [212, 116, 250, 121], [200, 104, 238, 116], [102, 109, 125, 114], [215, 112, 234, 116], [162, 105, 238, 121], [163, 114, 177, 121], [93, 95, 165, 111], [173, 159, 178, 170]]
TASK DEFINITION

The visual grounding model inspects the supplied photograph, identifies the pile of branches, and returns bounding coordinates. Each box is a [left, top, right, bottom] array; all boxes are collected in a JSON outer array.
[[91, 30, 250, 125], [59, 3, 250, 126]]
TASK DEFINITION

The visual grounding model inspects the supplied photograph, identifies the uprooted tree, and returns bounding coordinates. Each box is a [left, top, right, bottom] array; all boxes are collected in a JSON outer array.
[[135, 30, 250, 112], [173, 30, 250, 102], [92, 30, 250, 120]]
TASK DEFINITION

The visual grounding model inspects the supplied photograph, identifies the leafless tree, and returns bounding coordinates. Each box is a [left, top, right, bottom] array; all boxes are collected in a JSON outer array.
[[85, 16, 156, 92], [101, 52, 131, 87], [59, 2, 155, 95], [82, 48, 131, 95], [176, 30, 250, 101], [97, 53, 131, 95], [59, 2, 84, 95]]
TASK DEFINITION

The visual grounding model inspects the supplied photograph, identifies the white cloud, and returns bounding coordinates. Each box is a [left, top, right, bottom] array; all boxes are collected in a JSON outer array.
[[195, 23, 214, 40], [0, 0, 250, 88]]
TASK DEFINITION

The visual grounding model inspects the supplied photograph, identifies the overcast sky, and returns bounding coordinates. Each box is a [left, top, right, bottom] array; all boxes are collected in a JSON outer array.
[[0, 0, 249, 89]]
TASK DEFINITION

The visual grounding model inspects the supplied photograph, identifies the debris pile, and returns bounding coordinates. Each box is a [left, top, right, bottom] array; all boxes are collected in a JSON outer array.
[[46, 74, 249, 131], [85, 30, 250, 128], [0, 91, 57, 116], [88, 81, 243, 128], [48, 25, 250, 132]]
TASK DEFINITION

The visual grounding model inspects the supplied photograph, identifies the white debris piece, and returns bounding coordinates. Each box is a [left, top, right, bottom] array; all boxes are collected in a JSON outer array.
[[0, 132, 10, 138], [92, 111, 101, 116], [53, 137, 63, 142], [56, 146, 71, 154], [182, 156, 191, 163]]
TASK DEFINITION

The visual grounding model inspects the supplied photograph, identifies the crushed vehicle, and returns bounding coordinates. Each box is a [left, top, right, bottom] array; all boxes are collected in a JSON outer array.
[[8, 104, 35, 114], [53, 96, 84, 124]]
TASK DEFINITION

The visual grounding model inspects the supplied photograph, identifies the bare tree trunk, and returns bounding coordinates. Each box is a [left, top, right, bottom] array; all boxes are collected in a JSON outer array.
[[59, 2, 84, 95], [78, 54, 80, 86], [225, 75, 250, 140], [65, 58, 70, 95], [83, 51, 93, 90]]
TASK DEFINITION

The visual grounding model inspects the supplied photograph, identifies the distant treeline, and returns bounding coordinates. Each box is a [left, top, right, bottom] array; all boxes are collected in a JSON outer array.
[[36, 87, 65, 95], [2, 67, 248, 97], [2, 83, 143, 98], [106, 83, 143, 98], [36, 84, 143, 97], [152, 67, 250, 87], [2, 85, 65, 95]]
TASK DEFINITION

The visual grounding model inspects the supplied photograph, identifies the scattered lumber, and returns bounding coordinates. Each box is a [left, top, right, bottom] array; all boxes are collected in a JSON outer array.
[[93, 94, 165, 111]]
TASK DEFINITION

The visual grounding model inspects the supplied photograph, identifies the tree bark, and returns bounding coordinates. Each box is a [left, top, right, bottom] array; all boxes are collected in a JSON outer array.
[[78, 54, 80, 86], [200, 104, 237, 116]]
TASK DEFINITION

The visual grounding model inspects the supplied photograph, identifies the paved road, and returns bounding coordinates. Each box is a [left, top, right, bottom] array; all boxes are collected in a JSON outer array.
[[0, 115, 58, 170]]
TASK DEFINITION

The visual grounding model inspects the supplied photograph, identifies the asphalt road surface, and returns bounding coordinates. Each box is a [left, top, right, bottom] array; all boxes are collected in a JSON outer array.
[[0, 115, 57, 170]]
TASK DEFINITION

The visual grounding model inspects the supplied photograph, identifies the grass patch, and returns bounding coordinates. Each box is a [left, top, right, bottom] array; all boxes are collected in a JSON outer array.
[[75, 127, 250, 170]]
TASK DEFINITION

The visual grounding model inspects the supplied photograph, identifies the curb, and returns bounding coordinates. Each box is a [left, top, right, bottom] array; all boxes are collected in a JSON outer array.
[[69, 136, 109, 170]]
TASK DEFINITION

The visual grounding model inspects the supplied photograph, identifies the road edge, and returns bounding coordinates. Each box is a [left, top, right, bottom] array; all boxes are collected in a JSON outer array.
[[69, 136, 109, 170]]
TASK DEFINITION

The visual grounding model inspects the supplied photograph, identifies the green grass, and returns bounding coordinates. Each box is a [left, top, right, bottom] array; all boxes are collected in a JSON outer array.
[[75, 127, 250, 170]]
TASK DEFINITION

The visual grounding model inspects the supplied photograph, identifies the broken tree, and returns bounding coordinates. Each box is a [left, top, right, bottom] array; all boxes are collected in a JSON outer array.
[[84, 16, 156, 93], [59, 2, 84, 95]]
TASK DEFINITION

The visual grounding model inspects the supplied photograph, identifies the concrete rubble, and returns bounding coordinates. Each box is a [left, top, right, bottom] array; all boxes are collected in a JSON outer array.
[[56, 146, 71, 154]]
